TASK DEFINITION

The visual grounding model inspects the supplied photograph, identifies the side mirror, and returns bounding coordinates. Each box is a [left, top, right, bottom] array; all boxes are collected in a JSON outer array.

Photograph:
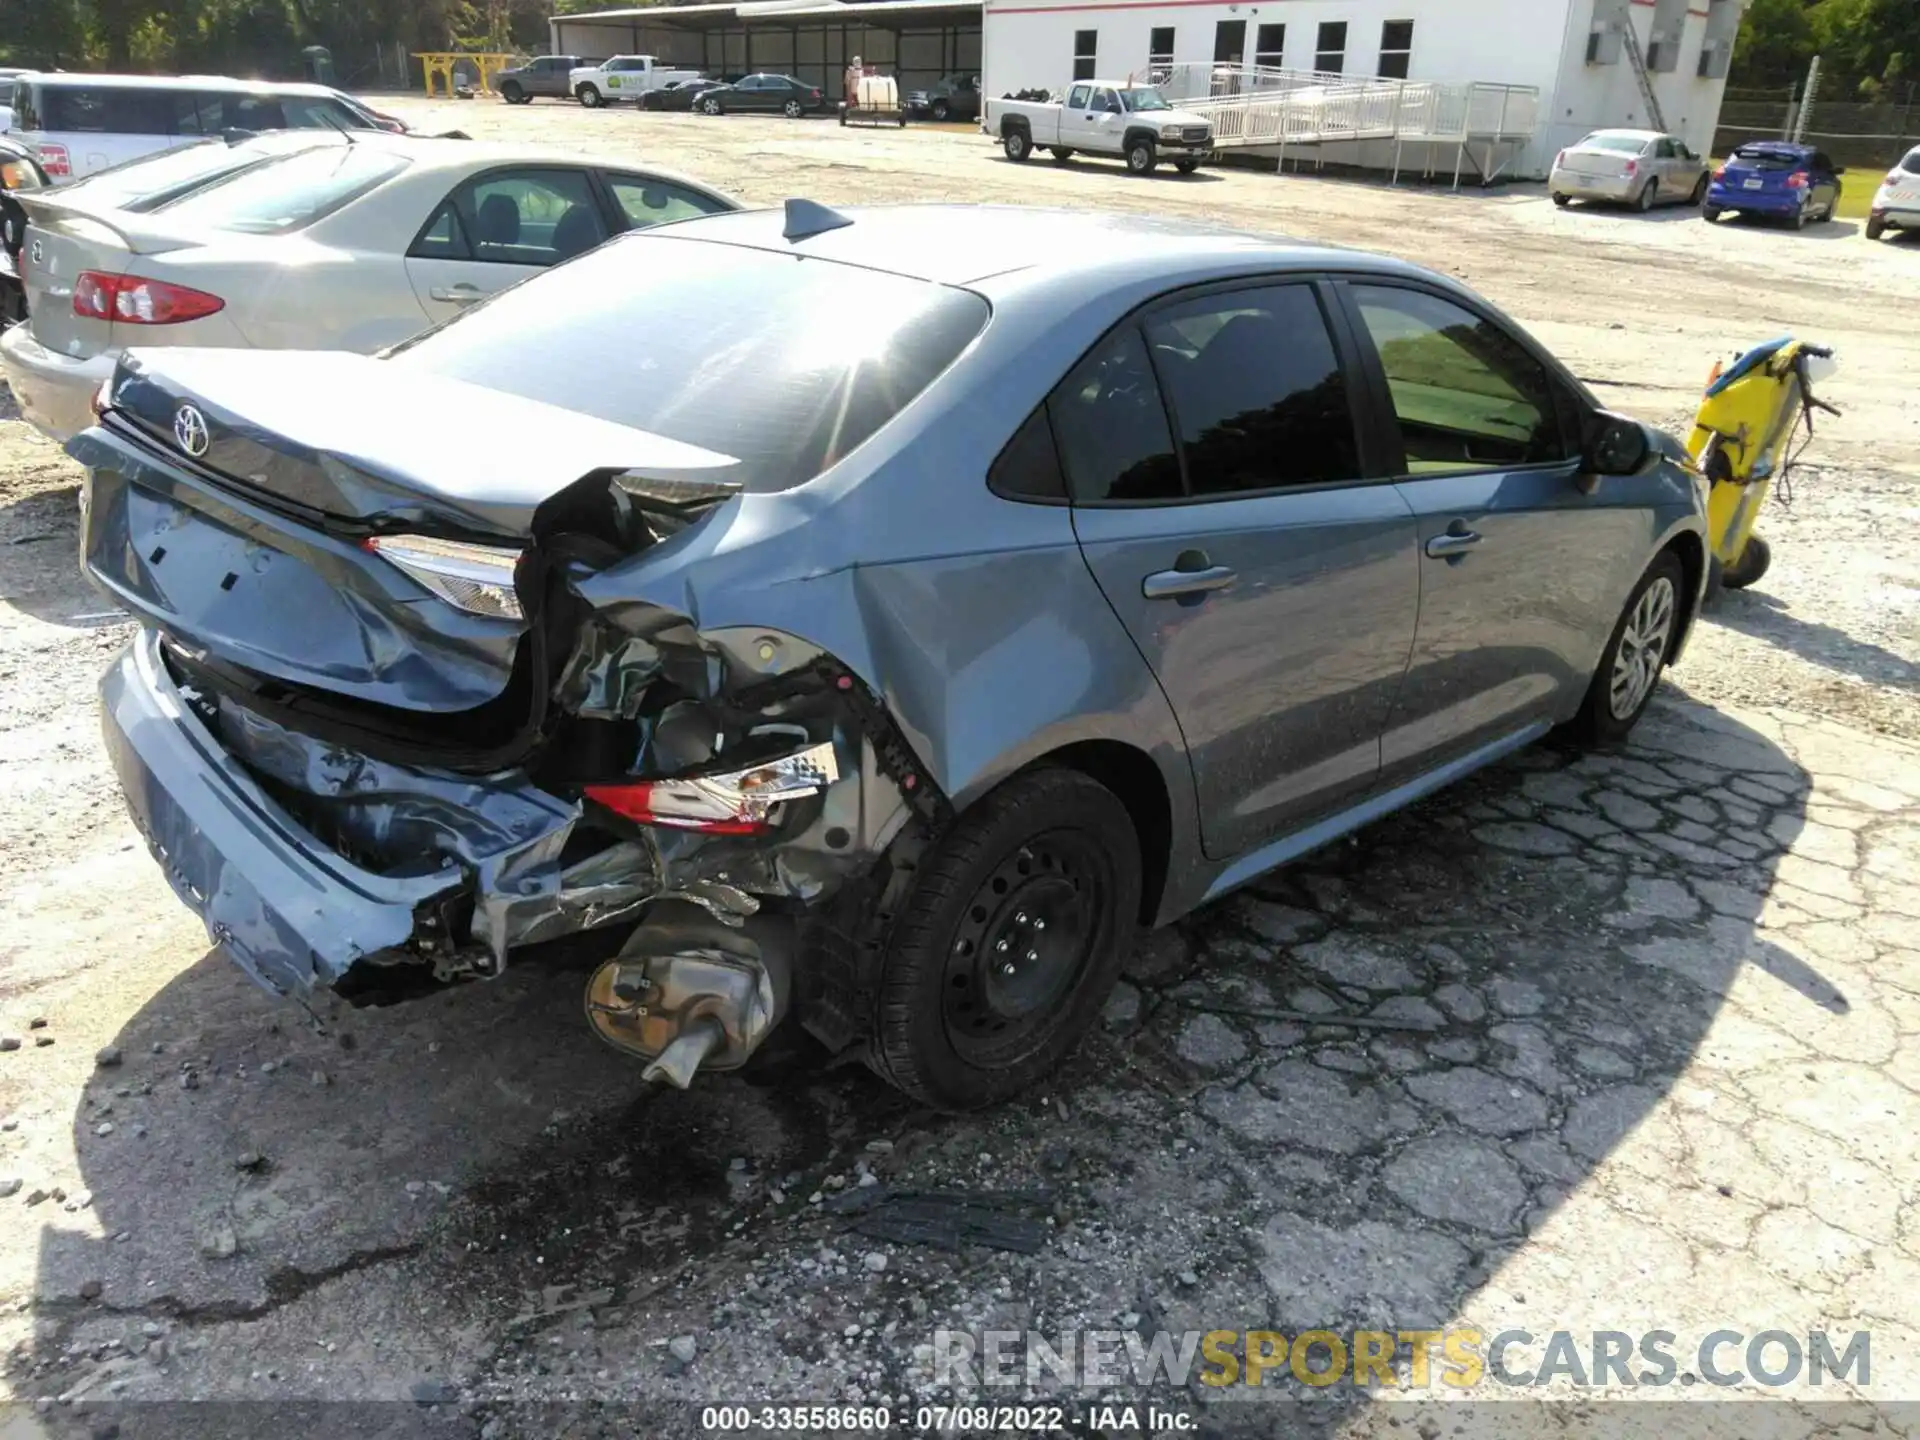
[[1583, 412, 1652, 482]]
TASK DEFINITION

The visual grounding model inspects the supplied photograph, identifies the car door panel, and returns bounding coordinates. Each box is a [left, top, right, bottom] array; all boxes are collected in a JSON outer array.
[[1057, 283, 1420, 860], [404, 167, 607, 324], [1339, 280, 1643, 780]]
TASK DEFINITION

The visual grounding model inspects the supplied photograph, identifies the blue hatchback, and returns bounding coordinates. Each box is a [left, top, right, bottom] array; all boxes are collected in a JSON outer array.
[[1704, 141, 1842, 228]]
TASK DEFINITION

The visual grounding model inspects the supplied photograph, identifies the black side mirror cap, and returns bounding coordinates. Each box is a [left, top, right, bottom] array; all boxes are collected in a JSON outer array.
[[1581, 412, 1653, 486]]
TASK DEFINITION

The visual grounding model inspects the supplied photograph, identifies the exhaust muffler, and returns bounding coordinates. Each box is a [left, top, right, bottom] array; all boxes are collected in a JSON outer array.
[[584, 902, 790, 1088]]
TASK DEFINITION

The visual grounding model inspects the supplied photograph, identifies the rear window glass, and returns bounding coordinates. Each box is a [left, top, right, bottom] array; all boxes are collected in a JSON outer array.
[[1902, 150, 1920, 176], [54, 139, 290, 212], [387, 236, 990, 493], [1732, 145, 1805, 169], [1582, 133, 1647, 154], [32, 84, 173, 134], [152, 145, 407, 233]]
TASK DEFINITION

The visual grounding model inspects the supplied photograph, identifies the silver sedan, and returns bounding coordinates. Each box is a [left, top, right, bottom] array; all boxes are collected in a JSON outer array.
[[2, 133, 737, 441], [1550, 129, 1710, 212]]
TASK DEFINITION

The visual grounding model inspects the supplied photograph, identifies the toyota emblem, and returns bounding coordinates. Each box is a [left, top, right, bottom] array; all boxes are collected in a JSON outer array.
[[173, 404, 210, 458]]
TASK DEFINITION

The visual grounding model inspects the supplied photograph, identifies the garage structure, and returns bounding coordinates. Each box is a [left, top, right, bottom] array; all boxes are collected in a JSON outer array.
[[549, 0, 980, 102], [981, 0, 1750, 178]]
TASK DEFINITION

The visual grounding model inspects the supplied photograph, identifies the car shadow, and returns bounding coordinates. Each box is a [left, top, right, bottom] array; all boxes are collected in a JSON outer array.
[[21, 696, 1838, 1426], [1713, 585, 1919, 689], [1708, 213, 1862, 239]]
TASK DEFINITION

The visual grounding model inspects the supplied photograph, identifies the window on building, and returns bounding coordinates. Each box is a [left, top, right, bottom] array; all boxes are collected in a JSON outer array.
[[1378, 20, 1413, 79], [1315, 21, 1347, 75], [1072, 29, 1098, 82], [1213, 20, 1247, 66], [1148, 26, 1175, 77], [1255, 23, 1285, 69]]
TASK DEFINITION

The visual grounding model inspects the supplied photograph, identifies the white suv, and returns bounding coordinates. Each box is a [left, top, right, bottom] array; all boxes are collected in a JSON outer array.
[[1868, 147, 1920, 241]]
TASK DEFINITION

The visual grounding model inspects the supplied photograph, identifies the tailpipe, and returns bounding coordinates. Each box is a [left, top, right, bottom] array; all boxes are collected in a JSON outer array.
[[584, 902, 790, 1088]]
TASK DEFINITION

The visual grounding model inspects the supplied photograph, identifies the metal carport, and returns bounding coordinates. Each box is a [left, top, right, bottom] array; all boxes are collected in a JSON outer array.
[[548, 0, 981, 100]]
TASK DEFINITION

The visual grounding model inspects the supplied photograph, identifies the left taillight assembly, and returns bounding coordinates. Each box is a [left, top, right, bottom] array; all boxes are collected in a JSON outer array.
[[585, 742, 841, 835], [1786, 170, 1809, 189], [72, 271, 225, 325], [363, 534, 524, 619]]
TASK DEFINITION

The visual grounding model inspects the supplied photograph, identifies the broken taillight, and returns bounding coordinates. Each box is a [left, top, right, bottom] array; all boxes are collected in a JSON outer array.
[[364, 534, 524, 619], [585, 742, 840, 834]]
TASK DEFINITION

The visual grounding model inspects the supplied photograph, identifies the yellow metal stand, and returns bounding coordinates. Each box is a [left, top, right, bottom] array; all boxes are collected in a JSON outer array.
[[414, 52, 519, 98]]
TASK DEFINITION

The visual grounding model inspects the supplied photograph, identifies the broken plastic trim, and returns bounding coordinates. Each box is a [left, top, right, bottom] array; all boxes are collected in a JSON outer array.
[[364, 534, 525, 620], [585, 741, 840, 835]]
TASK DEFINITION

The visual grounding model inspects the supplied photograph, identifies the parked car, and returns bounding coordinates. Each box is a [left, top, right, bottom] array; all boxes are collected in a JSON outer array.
[[67, 202, 1708, 1110], [642, 78, 726, 112], [908, 72, 980, 122], [1868, 145, 1920, 241], [0, 67, 30, 132], [694, 74, 827, 117], [1703, 141, 1841, 228], [0, 133, 51, 326], [986, 81, 1213, 175], [1549, 129, 1709, 212], [2, 135, 736, 440], [569, 55, 701, 107], [494, 55, 583, 105], [8, 73, 387, 183]]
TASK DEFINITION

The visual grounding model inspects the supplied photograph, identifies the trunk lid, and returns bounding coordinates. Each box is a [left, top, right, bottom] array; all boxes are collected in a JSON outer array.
[[17, 198, 201, 358], [1565, 147, 1636, 178], [108, 348, 738, 539]]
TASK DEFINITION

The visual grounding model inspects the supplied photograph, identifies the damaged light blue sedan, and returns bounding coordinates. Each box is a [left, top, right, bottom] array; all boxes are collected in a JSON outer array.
[[71, 202, 1709, 1109]]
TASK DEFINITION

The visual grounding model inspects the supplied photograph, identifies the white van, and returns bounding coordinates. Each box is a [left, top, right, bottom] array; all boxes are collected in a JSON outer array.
[[9, 73, 383, 183]]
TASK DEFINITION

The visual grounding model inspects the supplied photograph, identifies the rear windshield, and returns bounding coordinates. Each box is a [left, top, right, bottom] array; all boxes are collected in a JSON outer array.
[[1582, 133, 1648, 154], [151, 145, 407, 233], [387, 235, 990, 493], [1732, 144, 1806, 169], [55, 139, 315, 213], [1902, 150, 1920, 176], [21, 83, 173, 135]]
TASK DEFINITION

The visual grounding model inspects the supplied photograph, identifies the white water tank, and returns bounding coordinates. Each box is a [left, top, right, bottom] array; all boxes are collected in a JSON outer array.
[[855, 73, 898, 109]]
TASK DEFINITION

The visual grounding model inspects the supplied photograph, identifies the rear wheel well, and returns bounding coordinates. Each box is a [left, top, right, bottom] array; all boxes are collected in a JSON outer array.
[[1026, 740, 1170, 924], [1661, 530, 1706, 656], [1000, 115, 1030, 138]]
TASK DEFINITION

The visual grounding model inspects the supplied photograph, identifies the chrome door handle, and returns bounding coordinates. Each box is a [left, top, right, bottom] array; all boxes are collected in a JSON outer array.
[[1424, 531, 1482, 558], [1142, 565, 1237, 600], [430, 284, 484, 303]]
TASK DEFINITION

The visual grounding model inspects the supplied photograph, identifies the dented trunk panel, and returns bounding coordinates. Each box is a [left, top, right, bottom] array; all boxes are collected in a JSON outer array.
[[74, 423, 527, 712]]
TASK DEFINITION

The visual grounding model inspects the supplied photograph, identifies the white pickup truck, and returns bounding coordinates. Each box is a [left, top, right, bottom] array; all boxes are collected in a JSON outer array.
[[984, 81, 1213, 175], [569, 55, 703, 107]]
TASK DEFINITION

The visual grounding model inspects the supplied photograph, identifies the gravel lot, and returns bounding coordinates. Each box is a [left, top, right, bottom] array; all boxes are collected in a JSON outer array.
[[1, 100, 1917, 1437]]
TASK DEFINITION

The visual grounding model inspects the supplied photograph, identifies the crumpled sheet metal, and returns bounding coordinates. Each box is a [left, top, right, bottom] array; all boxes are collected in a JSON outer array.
[[213, 697, 656, 966]]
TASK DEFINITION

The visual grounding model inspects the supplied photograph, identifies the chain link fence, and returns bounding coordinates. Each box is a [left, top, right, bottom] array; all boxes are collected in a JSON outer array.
[[1715, 75, 1919, 169]]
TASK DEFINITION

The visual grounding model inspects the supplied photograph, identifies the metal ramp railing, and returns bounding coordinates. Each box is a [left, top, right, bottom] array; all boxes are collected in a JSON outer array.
[[1142, 63, 1540, 186]]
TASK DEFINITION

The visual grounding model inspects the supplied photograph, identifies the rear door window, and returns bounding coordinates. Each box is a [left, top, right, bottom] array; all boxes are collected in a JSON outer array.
[[222, 94, 288, 131], [1144, 284, 1360, 495], [606, 174, 730, 228], [1049, 326, 1182, 503], [448, 168, 608, 265], [387, 236, 990, 493], [40, 85, 173, 133]]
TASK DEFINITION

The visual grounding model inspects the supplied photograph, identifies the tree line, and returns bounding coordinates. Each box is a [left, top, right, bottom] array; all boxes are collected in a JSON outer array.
[[1735, 0, 1918, 94]]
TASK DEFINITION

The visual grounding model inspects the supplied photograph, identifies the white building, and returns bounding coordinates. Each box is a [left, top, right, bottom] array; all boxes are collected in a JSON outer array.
[[982, 0, 1749, 178]]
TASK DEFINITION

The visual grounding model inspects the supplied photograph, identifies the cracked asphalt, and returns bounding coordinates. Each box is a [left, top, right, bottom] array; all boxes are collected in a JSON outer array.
[[2, 102, 1919, 1438]]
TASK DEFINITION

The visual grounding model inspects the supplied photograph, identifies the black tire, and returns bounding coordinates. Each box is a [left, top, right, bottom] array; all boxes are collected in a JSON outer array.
[[1635, 179, 1657, 212], [1722, 535, 1772, 591], [500, 81, 524, 105], [931, 98, 951, 121], [1552, 193, 1571, 207], [577, 84, 602, 108], [1050, 146, 1073, 163], [868, 769, 1141, 1110], [1702, 204, 1723, 223], [1175, 158, 1201, 174], [1690, 173, 1709, 206], [1792, 202, 1808, 230], [1125, 137, 1157, 175], [701, 96, 723, 115], [1566, 551, 1685, 746], [1866, 215, 1887, 240], [1003, 127, 1031, 162], [839, 107, 848, 126]]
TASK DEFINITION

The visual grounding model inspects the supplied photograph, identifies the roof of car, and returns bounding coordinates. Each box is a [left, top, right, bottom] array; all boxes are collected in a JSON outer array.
[[660, 203, 1391, 288], [14, 72, 345, 97], [1735, 140, 1816, 154], [1584, 128, 1661, 140]]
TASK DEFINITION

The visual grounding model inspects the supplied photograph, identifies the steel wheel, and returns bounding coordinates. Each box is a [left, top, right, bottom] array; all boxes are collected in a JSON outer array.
[[941, 833, 1105, 1064], [932, 98, 951, 121], [1609, 574, 1676, 720]]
